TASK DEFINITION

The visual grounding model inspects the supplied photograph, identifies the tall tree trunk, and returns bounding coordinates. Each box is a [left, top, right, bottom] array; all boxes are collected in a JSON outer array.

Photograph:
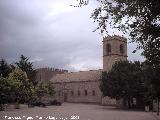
[[0, 104, 4, 111], [152, 97, 154, 112], [128, 98, 131, 109], [157, 97, 159, 116]]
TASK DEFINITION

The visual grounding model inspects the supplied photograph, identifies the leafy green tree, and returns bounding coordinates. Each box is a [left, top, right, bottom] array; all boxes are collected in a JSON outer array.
[[142, 61, 160, 114], [0, 56, 55, 109], [91, 0, 160, 56], [0, 77, 11, 110], [0, 59, 12, 77], [90, 0, 160, 112], [8, 68, 34, 104], [35, 81, 55, 102], [35, 81, 48, 102], [46, 81, 56, 96], [90, 0, 160, 72], [100, 61, 144, 108], [15, 55, 55, 105], [15, 55, 37, 86]]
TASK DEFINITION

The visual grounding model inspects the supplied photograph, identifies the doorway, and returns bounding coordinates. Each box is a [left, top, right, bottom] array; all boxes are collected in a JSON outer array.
[[64, 93, 68, 102]]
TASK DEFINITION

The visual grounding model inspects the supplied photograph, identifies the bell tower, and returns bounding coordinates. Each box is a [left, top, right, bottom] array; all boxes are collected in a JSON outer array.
[[103, 35, 127, 71]]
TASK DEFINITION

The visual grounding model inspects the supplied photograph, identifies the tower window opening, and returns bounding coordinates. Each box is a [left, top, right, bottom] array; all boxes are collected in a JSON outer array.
[[85, 90, 88, 96], [120, 44, 124, 54], [106, 44, 111, 55]]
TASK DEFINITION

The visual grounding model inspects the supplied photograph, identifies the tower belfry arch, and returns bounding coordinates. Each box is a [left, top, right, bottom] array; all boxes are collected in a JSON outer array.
[[103, 35, 128, 71]]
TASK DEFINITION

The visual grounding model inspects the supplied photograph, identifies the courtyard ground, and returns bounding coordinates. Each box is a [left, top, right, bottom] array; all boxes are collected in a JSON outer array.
[[0, 103, 159, 120]]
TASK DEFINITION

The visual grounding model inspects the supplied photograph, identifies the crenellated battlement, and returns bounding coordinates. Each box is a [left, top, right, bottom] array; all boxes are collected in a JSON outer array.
[[35, 67, 68, 82], [103, 35, 127, 42], [36, 67, 68, 73]]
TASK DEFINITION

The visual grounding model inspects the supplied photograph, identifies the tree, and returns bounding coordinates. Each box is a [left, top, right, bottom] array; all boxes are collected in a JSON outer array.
[[0, 77, 11, 110], [0, 59, 12, 77], [15, 55, 55, 105], [90, 0, 160, 65], [15, 55, 37, 86], [142, 61, 160, 114], [100, 61, 144, 108], [35, 81, 55, 102], [8, 68, 34, 104], [46, 81, 56, 96], [90, 0, 160, 112], [35, 81, 48, 102]]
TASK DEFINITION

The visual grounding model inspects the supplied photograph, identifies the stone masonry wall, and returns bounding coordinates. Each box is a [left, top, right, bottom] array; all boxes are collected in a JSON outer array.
[[53, 81, 102, 103], [103, 35, 127, 71]]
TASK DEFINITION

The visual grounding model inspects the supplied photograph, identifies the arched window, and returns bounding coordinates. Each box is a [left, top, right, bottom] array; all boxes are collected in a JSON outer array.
[[92, 90, 95, 96], [106, 44, 111, 54], [85, 90, 88, 96], [58, 91, 61, 96], [71, 91, 74, 96], [78, 90, 80, 96], [120, 44, 124, 54]]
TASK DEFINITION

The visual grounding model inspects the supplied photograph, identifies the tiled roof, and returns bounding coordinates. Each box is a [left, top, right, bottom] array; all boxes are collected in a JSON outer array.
[[50, 69, 102, 83]]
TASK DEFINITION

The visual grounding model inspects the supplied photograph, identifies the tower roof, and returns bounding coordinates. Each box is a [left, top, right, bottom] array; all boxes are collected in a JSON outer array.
[[103, 35, 127, 43]]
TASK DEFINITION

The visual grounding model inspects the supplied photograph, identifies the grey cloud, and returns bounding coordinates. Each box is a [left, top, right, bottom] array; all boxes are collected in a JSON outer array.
[[0, 0, 144, 71]]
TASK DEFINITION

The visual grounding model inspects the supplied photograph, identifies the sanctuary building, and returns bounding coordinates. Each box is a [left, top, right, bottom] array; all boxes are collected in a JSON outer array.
[[36, 35, 127, 105]]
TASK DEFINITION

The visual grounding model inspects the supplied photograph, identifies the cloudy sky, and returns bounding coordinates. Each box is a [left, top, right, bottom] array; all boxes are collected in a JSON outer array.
[[0, 0, 144, 71]]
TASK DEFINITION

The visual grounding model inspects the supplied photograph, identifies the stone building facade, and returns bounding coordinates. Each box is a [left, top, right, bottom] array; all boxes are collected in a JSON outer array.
[[49, 35, 128, 105], [50, 70, 102, 103]]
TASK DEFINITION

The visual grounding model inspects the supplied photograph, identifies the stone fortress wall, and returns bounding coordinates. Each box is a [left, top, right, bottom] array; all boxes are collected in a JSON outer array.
[[35, 68, 68, 82]]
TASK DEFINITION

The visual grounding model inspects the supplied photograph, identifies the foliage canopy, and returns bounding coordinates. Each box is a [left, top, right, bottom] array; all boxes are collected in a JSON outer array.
[[91, 0, 160, 65]]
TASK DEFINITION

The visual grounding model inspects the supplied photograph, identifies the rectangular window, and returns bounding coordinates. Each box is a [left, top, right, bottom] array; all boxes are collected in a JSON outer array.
[[92, 90, 95, 96], [58, 91, 61, 96], [85, 90, 87, 96], [78, 90, 80, 96]]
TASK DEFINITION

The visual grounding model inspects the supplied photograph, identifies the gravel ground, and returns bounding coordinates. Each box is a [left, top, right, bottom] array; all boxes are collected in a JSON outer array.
[[0, 103, 158, 120]]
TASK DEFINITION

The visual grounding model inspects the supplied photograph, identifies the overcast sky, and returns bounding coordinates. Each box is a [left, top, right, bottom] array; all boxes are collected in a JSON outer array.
[[0, 0, 145, 71]]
